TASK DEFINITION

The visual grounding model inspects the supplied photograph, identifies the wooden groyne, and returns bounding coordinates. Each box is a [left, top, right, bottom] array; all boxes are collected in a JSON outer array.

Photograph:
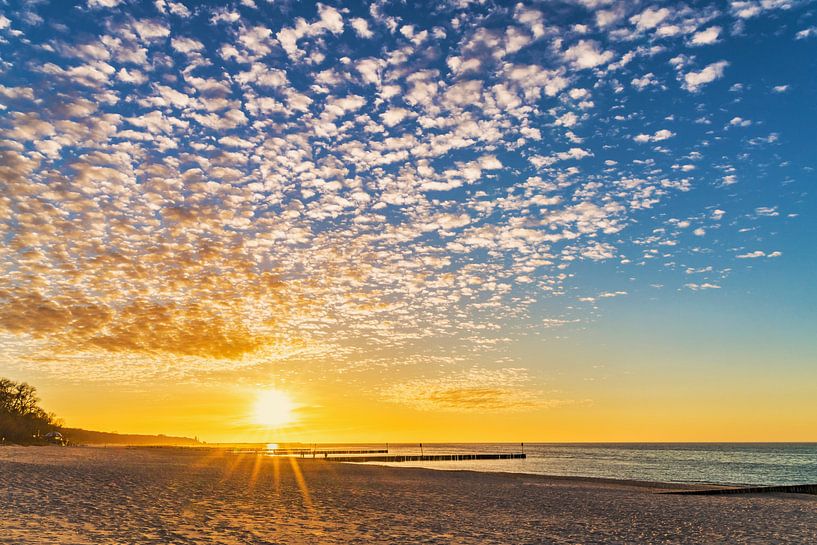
[[273, 448, 388, 455], [324, 453, 526, 463], [228, 448, 389, 456], [662, 483, 817, 496]]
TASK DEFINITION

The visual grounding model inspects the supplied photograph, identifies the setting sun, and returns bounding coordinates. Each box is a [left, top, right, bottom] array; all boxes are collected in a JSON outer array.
[[251, 389, 297, 429]]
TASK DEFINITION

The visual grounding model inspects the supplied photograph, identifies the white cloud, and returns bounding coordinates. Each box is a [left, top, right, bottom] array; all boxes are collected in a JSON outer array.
[[596, 6, 625, 28], [133, 20, 170, 42], [276, 4, 344, 61], [514, 5, 546, 38], [690, 26, 721, 46], [630, 7, 671, 31], [164, 1, 191, 17], [683, 61, 728, 92], [555, 111, 578, 127], [356, 58, 382, 85], [731, 0, 794, 19], [530, 147, 593, 167], [317, 4, 344, 34], [632, 72, 658, 90], [171, 37, 204, 54], [685, 283, 721, 290], [350, 17, 373, 38], [479, 155, 503, 170], [0, 85, 34, 100], [634, 129, 675, 143], [381, 107, 414, 127], [796, 27, 817, 40], [737, 250, 781, 259], [563, 40, 614, 69], [88, 0, 121, 7], [235, 63, 287, 87]]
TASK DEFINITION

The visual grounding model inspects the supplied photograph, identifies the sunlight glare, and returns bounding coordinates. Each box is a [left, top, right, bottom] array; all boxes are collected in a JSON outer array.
[[251, 389, 297, 428]]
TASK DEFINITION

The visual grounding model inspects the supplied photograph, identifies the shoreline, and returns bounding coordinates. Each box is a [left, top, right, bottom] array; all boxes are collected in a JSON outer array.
[[6, 443, 814, 489], [3, 446, 816, 544], [7, 443, 725, 488]]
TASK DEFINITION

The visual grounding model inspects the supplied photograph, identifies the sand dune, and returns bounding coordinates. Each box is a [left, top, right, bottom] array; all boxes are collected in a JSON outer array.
[[1, 446, 815, 544]]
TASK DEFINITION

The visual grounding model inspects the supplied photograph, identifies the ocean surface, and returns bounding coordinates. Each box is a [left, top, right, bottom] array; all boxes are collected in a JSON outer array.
[[266, 443, 817, 486]]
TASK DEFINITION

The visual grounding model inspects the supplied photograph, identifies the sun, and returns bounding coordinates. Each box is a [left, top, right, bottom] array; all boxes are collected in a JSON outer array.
[[251, 389, 297, 428]]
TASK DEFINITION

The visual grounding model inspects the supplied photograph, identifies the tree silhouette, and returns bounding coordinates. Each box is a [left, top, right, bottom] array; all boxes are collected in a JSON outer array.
[[0, 378, 61, 444]]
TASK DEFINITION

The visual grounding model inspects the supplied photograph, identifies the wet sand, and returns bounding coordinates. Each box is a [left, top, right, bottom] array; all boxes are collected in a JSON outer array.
[[1, 446, 815, 544]]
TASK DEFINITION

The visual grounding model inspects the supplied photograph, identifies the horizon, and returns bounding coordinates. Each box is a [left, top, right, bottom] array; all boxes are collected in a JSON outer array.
[[1, 0, 816, 444]]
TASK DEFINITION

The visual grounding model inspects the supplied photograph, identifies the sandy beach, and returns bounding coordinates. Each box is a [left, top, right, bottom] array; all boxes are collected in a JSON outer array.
[[1, 447, 816, 544]]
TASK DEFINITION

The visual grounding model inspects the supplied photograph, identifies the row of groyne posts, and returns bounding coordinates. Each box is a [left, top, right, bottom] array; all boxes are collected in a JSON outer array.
[[229, 443, 527, 463]]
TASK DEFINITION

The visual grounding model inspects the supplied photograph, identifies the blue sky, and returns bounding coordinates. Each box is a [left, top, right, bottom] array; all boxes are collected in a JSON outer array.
[[0, 0, 815, 435]]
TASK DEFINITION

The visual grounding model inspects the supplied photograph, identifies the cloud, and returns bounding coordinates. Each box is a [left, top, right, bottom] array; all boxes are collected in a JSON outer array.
[[690, 26, 721, 46], [736, 250, 782, 259], [133, 20, 170, 42], [685, 283, 721, 290], [731, 0, 795, 19], [381, 107, 414, 127], [350, 17, 373, 38], [0, 0, 797, 385], [530, 147, 593, 167], [630, 7, 671, 31], [384, 367, 554, 411], [683, 60, 728, 92], [755, 206, 779, 216], [633, 129, 675, 143], [355, 58, 383, 85], [0, 288, 281, 360], [276, 3, 344, 60], [514, 5, 546, 38], [317, 4, 344, 34], [171, 37, 204, 54], [563, 40, 614, 69], [632, 72, 658, 90], [159, 1, 191, 17], [796, 27, 817, 39]]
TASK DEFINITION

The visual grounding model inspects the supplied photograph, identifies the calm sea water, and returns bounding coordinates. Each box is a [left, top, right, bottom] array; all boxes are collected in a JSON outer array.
[[292, 443, 817, 486]]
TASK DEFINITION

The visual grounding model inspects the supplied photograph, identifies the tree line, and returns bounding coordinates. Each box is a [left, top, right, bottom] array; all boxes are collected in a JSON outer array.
[[0, 378, 61, 444]]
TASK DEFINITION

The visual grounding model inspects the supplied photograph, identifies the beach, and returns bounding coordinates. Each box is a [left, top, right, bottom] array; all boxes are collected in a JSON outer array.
[[1, 447, 815, 544]]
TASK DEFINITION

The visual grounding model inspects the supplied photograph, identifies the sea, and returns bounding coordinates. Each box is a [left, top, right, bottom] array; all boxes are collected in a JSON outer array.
[[266, 443, 817, 486]]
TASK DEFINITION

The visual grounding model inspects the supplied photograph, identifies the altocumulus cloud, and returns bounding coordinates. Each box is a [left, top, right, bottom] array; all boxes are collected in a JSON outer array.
[[0, 0, 806, 385]]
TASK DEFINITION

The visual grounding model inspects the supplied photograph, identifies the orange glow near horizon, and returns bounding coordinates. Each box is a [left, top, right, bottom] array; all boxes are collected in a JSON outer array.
[[25, 364, 817, 444]]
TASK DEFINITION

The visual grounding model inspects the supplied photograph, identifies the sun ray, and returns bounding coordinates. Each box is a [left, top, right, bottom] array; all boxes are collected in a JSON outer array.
[[247, 453, 264, 493], [272, 455, 281, 496], [287, 456, 313, 510]]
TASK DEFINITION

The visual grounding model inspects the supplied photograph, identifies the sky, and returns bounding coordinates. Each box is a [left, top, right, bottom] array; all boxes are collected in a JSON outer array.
[[0, 0, 815, 443]]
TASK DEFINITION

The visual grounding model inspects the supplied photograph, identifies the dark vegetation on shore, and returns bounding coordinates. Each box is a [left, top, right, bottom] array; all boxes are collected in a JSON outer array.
[[1, 377, 200, 446], [0, 378, 61, 445], [61, 428, 201, 446]]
